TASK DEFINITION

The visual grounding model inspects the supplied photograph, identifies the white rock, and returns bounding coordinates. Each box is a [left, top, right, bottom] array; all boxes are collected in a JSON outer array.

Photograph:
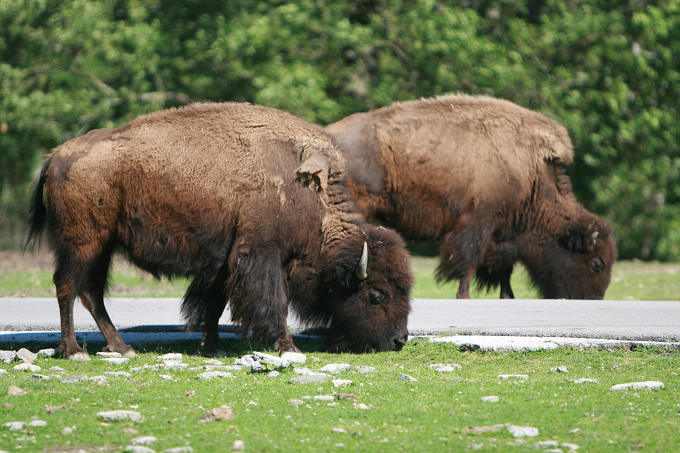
[[288, 399, 304, 406], [49, 366, 65, 372], [507, 425, 539, 437], [162, 447, 193, 453], [499, 374, 529, 380], [550, 366, 568, 373], [32, 374, 51, 380], [159, 374, 174, 381], [268, 371, 280, 377], [163, 362, 188, 370], [610, 381, 664, 391], [235, 355, 256, 367], [232, 440, 245, 451], [533, 440, 560, 448], [544, 449, 563, 453], [3, 421, 24, 431], [289, 374, 331, 384], [332, 427, 347, 434], [97, 351, 122, 358], [573, 378, 598, 384], [197, 371, 233, 380], [61, 375, 88, 384], [561, 442, 580, 450], [332, 379, 352, 388], [37, 348, 56, 357], [124, 446, 156, 453], [0, 350, 16, 364], [353, 365, 376, 374], [157, 353, 182, 361], [429, 363, 462, 373], [104, 371, 132, 378], [89, 375, 107, 383], [97, 410, 142, 422], [61, 427, 73, 435], [102, 357, 129, 365], [253, 351, 289, 368], [7, 385, 27, 395], [13, 363, 40, 372], [320, 363, 351, 374], [0, 369, 6, 376], [131, 436, 157, 445], [399, 373, 417, 382], [281, 352, 307, 364], [250, 361, 264, 373], [481, 396, 500, 403], [203, 359, 223, 365], [303, 395, 335, 401], [28, 420, 47, 427], [354, 403, 370, 410], [17, 348, 38, 364]]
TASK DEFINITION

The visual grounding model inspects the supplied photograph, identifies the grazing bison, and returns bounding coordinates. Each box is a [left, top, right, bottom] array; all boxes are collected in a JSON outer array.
[[325, 95, 616, 299], [26, 102, 413, 360]]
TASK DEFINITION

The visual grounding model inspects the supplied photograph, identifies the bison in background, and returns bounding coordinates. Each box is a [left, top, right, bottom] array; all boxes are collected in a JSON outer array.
[[26, 102, 413, 360], [325, 95, 616, 299]]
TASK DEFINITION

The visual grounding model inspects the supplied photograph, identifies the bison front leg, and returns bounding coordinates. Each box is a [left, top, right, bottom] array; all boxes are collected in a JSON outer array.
[[227, 243, 299, 352], [54, 277, 89, 361]]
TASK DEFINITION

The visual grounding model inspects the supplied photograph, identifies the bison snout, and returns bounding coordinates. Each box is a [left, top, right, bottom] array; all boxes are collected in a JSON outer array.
[[392, 330, 409, 351]]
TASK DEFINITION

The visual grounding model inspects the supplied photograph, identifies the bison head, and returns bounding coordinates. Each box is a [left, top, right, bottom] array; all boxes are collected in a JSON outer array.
[[322, 225, 413, 352], [525, 215, 617, 299]]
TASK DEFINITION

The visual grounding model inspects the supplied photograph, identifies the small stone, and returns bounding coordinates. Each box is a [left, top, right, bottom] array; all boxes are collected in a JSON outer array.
[[232, 440, 245, 451], [158, 353, 182, 361], [481, 396, 500, 403], [268, 371, 280, 377], [568, 429, 580, 434], [159, 374, 174, 381], [97, 351, 122, 358], [289, 374, 331, 384], [199, 405, 235, 422], [32, 374, 51, 381], [0, 351, 16, 364], [610, 381, 664, 391], [354, 403, 370, 410], [17, 348, 38, 364], [544, 449, 563, 453], [288, 399, 304, 406], [61, 427, 73, 435], [335, 393, 357, 401], [28, 420, 47, 427], [163, 362, 188, 370], [550, 366, 568, 373], [37, 348, 56, 358], [132, 436, 157, 446], [124, 446, 155, 453], [7, 385, 26, 396], [399, 373, 417, 382], [320, 363, 351, 374], [561, 442, 580, 450], [102, 357, 129, 365], [253, 351, 289, 368], [303, 395, 335, 401], [3, 421, 24, 431], [332, 427, 347, 434], [97, 410, 142, 422], [50, 366, 65, 372], [353, 365, 376, 374], [250, 361, 264, 373], [203, 359, 223, 365], [429, 363, 462, 373], [235, 355, 256, 367], [0, 369, 6, 376], [197, 371, 233, 380], [281, 351, 307, 364], [162, 448, 193, 453], [89, 375, 107, 384], [13, 363, 41, 372], [61, 375, 88, 384], [105, 371, 132, 378], [573, 378, 598, 384], [499, 374, 529, 380], [507, 425, 539, 438], [533, 440, 560, 449], [332, 379, 352, 388]]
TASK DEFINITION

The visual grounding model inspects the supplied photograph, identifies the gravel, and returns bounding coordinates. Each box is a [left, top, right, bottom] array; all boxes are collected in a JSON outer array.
[[610, 381, 664, 391]]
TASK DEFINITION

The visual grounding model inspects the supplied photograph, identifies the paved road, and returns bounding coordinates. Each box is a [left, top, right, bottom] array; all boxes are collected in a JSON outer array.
[[1, 297, 679, 342]]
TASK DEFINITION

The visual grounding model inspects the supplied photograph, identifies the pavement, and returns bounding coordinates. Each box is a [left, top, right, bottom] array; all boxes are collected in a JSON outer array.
[[1, 298, 679, 350]]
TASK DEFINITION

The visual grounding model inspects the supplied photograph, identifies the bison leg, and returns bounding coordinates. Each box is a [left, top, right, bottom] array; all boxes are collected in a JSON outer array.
[[456, 268, 475, 299], [499, 278, 515, 299], [54, 272, 89, 361]]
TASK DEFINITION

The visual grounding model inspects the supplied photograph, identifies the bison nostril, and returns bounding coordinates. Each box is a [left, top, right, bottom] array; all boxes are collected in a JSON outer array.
[[393, 335, 407, 351]]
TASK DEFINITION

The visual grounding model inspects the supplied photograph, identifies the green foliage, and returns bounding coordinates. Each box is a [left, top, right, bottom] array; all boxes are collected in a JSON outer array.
[[1, 0, 678, 259]]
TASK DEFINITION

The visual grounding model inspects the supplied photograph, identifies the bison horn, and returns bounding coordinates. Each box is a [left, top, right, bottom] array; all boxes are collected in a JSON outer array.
[[356, 241, 368, 280]]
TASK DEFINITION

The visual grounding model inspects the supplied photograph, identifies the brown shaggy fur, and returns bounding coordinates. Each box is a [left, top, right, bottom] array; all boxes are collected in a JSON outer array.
[[325, 94, 616, 299], [27, 102, 413, 359]]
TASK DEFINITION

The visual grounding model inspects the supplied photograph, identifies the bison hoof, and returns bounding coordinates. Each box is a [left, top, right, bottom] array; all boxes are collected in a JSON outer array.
[[68, 352, 91, 361]]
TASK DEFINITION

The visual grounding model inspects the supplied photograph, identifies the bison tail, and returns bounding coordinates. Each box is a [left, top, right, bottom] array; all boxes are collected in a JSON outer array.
[[25, 155, 53, 252]]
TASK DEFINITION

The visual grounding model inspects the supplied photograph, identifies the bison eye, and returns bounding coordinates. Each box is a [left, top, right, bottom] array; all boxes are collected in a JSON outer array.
[[368, 289, 385, 305], [590, 257, 605, 273]]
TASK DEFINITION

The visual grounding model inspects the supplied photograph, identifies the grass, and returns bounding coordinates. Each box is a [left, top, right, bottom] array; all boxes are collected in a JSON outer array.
[[3, 255, 679, 300], [1, 341, 678, 452]]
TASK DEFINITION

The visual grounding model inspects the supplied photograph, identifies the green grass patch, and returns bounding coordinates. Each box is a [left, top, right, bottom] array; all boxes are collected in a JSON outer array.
[[1, 341, 678, 452], [2, 257, 679, 300]]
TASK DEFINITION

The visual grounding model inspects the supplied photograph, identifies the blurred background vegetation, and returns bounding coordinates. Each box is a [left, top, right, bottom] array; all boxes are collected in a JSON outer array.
[[1, 0, 678, 260]]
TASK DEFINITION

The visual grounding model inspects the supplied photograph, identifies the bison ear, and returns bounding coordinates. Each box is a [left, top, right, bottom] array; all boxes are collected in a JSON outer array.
[[559, 224, 598, 253], [296, 153, 329, 193]]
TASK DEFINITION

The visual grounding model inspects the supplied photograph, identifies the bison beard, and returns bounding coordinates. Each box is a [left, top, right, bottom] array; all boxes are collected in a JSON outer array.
[[325, 95, 617, 300], [26, 102, 413, 360]]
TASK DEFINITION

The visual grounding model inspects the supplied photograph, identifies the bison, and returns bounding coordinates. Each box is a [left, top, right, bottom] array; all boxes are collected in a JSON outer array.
[[325, 95, 616, 299], [26, 102, 413, 360]]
